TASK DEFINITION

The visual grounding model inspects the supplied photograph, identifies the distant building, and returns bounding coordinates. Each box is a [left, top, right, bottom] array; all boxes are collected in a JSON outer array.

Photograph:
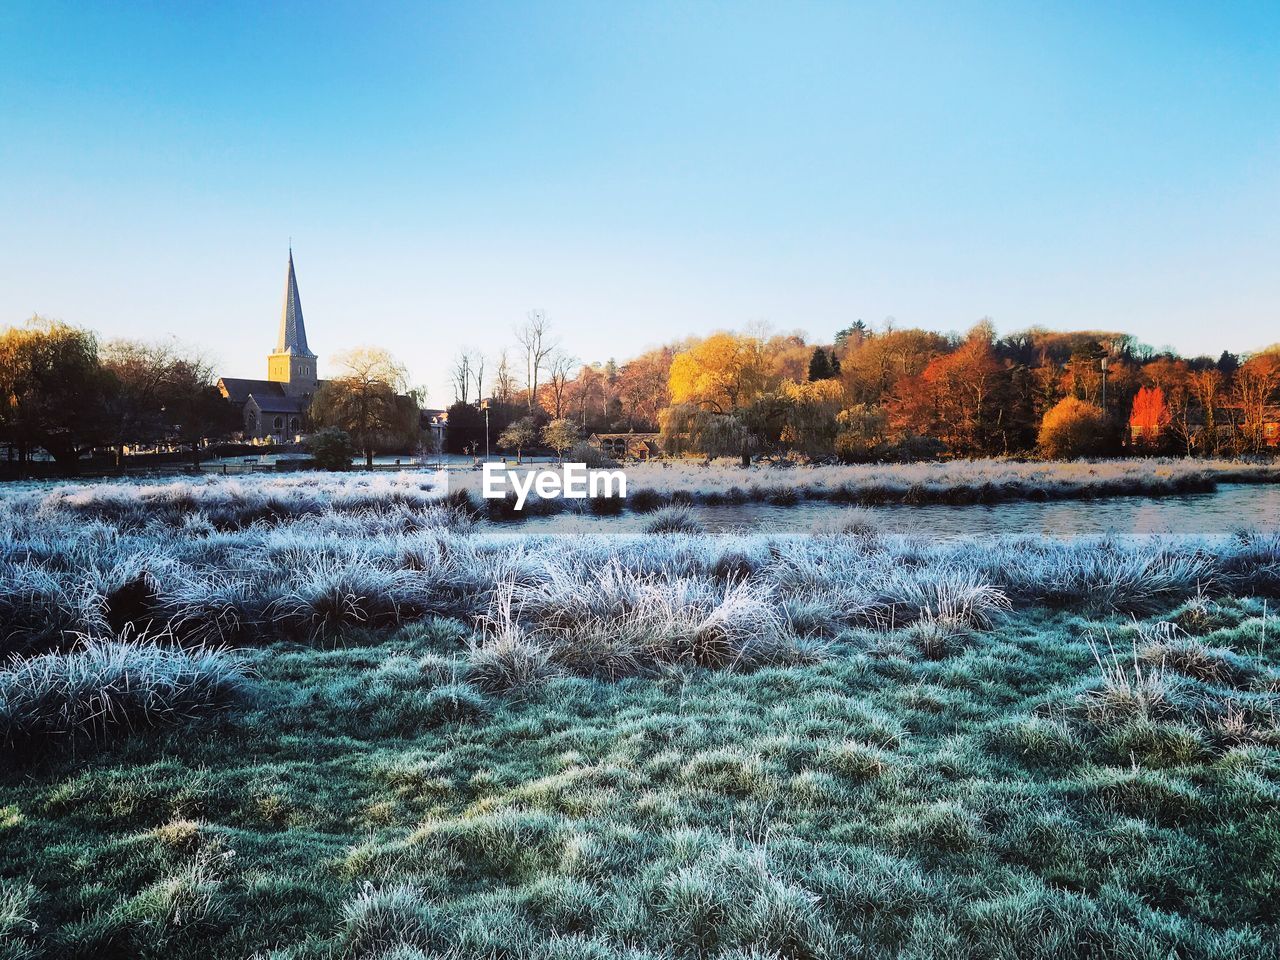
[[588, 432, 662, 460], [1129, 404, 1280, 448], [217, 250, 324, 443], [420, 408, 448, 451]]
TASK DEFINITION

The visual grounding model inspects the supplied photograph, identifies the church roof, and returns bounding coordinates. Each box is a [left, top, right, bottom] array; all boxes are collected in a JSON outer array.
[[275, 249, 316, 358], [218, 377, 286, 404], [248, 392, 309, 413]]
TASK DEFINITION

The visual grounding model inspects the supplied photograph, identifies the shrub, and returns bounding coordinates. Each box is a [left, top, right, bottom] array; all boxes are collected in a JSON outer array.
[[1038, 398, 1107, 459], [306, 428, 358, 471], [628, 488, 668, 513], [587, 493, 625, 516], [567, 441, 618, 469]]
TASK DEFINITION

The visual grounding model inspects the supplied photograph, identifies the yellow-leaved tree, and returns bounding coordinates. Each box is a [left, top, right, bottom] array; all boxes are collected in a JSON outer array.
[[668, 332, 770, 414], [665, 332, 773, 464]]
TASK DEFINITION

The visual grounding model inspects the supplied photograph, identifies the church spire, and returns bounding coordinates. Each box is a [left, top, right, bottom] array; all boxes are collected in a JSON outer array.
[[276, 248, 316, 358]]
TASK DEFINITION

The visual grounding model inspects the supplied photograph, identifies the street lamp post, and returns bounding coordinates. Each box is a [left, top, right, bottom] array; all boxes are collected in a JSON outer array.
[[480, 399, 490, 461], [1100, 356, 1108, 413]]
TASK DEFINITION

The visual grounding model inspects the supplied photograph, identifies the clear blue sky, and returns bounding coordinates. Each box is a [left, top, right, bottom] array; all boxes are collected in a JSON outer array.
[[2, 1, 1277, 402]]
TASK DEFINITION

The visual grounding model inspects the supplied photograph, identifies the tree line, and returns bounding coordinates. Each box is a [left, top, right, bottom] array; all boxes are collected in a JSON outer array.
[[7, 309, 1277, 473], [0, 317, 427, 474], [449, 315, 1280, 462], [0, 317, 241, 471]]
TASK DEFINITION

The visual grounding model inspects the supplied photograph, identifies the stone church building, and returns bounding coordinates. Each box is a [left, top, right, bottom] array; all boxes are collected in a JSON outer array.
[[217, 251, 323, 443]]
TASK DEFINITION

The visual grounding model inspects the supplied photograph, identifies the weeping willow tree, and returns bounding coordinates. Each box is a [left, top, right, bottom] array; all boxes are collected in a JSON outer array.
[[310, 348, 417, 467], [660, 403, 759, 466]]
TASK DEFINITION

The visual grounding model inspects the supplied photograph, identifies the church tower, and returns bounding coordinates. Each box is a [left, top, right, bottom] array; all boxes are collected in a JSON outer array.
[[267, 249, 319, 397]]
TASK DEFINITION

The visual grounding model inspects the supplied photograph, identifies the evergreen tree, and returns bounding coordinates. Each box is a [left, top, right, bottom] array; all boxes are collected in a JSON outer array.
[[834, 320, 868, 351], [808, 347, 834, 381]]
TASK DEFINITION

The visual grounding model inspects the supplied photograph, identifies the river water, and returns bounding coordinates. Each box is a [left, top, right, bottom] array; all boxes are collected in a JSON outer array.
[[513, 482, 1280, 537]]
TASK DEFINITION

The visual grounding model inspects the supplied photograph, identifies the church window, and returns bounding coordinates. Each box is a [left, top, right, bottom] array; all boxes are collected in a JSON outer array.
[[273, 416, 284, 430]]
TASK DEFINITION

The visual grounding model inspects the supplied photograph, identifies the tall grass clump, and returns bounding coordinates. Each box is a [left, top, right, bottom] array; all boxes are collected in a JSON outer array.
[[810, 507, 880, 540], [0, 638, 250, 749], [0, 562, 95, 655], [0, 880, 40, 959], [992, 540, 1213, 614], [469, 561, 815, 689], [270, 555, 434, 641], [1081, 632, 1182, 723], [642, 506, 702, 535], [338, 882, 450, 958]]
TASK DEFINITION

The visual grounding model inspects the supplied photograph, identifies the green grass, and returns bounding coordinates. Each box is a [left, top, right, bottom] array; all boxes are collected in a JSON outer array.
[[2, 601, 1278, 959]]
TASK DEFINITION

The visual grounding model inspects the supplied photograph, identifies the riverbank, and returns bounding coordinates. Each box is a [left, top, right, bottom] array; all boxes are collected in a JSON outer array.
[[8, 458, 1280, 530], [613, 457, 1280, 510]]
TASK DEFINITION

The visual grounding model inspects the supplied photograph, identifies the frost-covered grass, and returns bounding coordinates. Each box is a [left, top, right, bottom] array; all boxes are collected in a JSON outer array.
[[9, 457, 1280, 528], [1, 475, 1279, 958], [8, 468, 1279, 657], [620, 456, 1280, 509], [0, 639, 249, 751]]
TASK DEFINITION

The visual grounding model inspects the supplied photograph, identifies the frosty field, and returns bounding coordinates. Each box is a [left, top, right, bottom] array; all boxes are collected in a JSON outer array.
[[2, 472, 1279, 959]]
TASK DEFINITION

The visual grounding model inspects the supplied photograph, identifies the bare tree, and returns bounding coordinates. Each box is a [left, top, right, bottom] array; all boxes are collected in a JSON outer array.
[[450, 350, 472, 405], [516, 310, 558, 414], [1188, 368, 1223, 454], [570, 364, 605, 428], [472, 352, 486, 405], [1232, 355, 1280, 454], [494, 349, 516, 406], [545, 351, 577, 419]]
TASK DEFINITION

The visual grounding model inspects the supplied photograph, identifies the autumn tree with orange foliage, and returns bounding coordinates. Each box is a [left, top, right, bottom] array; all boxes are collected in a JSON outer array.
[[892, 323, 1011, 456], [615, 348, 673, 430], [1129, 385, 1171, 448]]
